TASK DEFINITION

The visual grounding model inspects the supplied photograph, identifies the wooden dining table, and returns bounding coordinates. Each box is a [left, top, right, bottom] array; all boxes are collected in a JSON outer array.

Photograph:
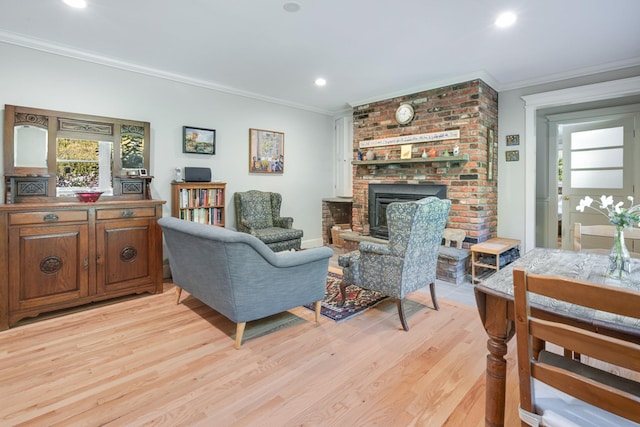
[[473, 247, 640, 427]]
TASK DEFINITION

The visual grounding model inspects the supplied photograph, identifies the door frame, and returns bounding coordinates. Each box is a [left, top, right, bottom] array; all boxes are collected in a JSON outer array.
[[521, 76, 640, 252], [547, 106, 639, 250]]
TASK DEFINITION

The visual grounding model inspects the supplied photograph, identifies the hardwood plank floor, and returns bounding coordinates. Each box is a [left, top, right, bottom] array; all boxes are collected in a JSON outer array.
[[0, 280, 520, 426]]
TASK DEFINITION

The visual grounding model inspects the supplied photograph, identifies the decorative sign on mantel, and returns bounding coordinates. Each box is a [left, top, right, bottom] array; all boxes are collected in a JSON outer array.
[[358, 130, 460, 149]]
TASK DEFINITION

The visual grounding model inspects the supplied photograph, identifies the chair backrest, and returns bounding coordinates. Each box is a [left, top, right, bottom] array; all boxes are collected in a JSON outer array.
[[234, 190, 282, 230], [387, 197, 450, 257], [574, 222, 640, 257], [386, 197, 451, 286], [513, 266, 640, 424]]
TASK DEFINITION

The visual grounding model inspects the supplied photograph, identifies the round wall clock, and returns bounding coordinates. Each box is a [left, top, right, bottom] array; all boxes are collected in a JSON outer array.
[[395, 103, 414, 125]]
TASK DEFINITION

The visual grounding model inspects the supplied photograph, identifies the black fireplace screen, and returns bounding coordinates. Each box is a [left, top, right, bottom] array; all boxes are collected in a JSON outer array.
[[368, 184, 447, 239]]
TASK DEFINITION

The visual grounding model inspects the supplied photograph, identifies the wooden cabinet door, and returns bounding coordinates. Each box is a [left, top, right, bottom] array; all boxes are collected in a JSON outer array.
[[96, 218, 157, 295], [8, 223, 89, 313]]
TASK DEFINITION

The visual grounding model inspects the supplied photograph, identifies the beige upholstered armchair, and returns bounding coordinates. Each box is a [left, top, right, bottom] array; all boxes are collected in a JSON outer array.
[[338, 197, 451, 330], [234, 190, 303, 252]]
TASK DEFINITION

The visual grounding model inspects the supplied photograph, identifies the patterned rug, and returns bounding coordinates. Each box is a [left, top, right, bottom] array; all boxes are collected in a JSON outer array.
[[305, 271, 388, 322]]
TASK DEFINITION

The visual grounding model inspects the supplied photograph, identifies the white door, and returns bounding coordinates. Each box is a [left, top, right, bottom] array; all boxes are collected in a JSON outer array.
[[560, 114, 637, 251], [334, 116, 353, 197]]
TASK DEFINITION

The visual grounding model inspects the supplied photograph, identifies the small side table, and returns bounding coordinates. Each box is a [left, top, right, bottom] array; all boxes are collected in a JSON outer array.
[[470, 237, 521, 284]]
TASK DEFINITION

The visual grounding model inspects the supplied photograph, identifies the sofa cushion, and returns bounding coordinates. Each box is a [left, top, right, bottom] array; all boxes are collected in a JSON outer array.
[[253, 227, 303, 244]]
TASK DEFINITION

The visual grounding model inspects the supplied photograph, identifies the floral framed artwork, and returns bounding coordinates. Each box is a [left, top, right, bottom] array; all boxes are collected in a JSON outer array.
[[249, 128, 284, 174], [183, 126, 215, 154]]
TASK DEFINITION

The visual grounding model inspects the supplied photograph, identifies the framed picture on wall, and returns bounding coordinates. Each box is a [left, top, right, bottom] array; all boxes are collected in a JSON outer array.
[[506, 150, 519, 162], [249, 128, 284, 174], [506, 134, 520, 146], [183, 126, 216, 154]]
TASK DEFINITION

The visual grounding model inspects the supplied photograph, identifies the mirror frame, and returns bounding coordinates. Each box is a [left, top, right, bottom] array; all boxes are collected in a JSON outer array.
[[4, 104, 150, 200]]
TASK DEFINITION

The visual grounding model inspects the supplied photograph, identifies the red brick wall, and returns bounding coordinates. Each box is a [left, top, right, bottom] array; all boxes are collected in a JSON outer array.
[[351, 79, 498, 245]]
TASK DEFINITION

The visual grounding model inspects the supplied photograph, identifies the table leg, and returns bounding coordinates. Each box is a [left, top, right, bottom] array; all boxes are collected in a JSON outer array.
[[474, 289, 515, 427]]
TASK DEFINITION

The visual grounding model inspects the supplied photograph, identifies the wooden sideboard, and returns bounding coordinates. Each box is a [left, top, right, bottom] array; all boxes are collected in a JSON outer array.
[[0, 199, 165, 330]]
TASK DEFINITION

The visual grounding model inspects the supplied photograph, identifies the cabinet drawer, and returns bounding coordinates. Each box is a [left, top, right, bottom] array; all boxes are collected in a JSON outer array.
[[96, 207, 157, 220], [9, 210, 88, 225]]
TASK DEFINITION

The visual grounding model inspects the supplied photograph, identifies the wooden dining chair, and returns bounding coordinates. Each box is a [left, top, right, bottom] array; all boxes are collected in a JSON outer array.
[[574, 222, 640, 257], [513, 266, 640, 426]]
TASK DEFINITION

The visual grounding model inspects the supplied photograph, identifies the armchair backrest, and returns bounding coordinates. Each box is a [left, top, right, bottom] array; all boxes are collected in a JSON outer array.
[[387, 197, 451, 282], [388, 197, 451, 255], [234, 190, 282, 230]]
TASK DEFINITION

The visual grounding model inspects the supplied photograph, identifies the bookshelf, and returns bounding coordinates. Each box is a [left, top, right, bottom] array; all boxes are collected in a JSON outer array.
[[171, 182, 226, 227]]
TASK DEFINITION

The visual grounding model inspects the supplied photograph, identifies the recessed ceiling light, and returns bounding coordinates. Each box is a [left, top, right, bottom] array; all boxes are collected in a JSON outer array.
[[495, 11, 517, 28], [283, 2, 301, 13], [63, 0, 87, 8], [314, 78, 327, 87]]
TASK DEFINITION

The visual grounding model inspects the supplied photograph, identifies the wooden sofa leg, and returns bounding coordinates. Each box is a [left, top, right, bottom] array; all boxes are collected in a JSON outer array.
[[235, 322, 246, 349], [429, 282, 440, 311], [314, 301, 322, 322], [175, 286, 183, 305], [397, 299, 410, 331]]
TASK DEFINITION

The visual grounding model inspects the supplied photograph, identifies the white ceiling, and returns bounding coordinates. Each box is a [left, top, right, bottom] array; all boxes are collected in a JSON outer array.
[[1, 0, 639, 115]]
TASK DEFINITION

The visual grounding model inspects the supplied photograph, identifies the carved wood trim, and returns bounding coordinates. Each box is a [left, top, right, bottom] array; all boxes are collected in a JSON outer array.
[[14, 112, 48, 128], [58, 118, 114, 135]]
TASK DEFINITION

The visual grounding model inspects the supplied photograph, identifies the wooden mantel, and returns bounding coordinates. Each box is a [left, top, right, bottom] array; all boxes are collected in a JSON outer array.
[[352, 154, 469, 168]]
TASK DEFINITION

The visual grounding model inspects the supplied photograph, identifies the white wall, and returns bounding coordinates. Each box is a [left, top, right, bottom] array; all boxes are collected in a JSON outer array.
[[498, 67, 640, 251], [0, 42, 335, 248], [5, 41, 640, 254]]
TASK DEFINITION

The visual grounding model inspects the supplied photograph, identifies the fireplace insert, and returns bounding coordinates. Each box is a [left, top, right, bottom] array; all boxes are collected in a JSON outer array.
[[368, 183, 447, 239]]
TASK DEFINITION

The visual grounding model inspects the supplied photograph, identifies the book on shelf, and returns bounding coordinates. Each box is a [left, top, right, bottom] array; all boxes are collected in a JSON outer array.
[[178, 188, 224, 208], [178, 207, 222, 225]]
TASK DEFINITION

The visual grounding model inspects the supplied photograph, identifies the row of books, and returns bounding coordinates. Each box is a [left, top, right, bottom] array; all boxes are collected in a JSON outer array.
[[178, 208, 223, 225], [178, 188, 224, 208]]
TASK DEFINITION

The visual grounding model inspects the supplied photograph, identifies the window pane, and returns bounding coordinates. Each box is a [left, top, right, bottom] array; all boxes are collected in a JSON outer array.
[[571, 169, 623, 189], [571, 147, 623, 169], [571, 126, 623, 150]]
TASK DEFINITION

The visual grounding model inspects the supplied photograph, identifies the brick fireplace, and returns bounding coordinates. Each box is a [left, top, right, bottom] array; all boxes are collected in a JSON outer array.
[[350, 79, 498, 247]]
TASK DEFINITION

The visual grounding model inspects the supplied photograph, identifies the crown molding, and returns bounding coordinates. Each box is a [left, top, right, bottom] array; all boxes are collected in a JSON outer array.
[[0, 30, 335, 116], [499, 56, 640, 92]]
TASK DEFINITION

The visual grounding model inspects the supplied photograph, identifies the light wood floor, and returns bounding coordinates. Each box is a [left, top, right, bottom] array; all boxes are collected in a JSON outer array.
[[0, 279, 520, 426]]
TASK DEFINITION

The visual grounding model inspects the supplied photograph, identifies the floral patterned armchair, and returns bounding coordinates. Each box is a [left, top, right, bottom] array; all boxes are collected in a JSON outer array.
[[338, 197, 451, 330], [234, 190, 303, 252]]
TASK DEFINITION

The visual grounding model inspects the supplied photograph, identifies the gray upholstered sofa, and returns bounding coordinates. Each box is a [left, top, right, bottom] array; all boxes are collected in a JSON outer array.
[[159, 217, 333, 348]]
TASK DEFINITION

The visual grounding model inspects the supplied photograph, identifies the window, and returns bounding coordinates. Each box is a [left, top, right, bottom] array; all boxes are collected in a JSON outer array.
[[569, 126, 624, 189]]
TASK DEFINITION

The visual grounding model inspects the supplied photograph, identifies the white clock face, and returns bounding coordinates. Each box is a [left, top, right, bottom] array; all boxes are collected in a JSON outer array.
[[396, 104, 414, 124]]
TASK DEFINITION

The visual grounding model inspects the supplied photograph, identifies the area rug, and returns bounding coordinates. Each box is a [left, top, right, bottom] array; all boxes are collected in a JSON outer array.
[[305, 271, 388, 322]]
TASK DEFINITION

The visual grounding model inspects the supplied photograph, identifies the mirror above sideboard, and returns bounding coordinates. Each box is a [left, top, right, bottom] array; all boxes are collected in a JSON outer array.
[[3, 104, 152, 203]]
